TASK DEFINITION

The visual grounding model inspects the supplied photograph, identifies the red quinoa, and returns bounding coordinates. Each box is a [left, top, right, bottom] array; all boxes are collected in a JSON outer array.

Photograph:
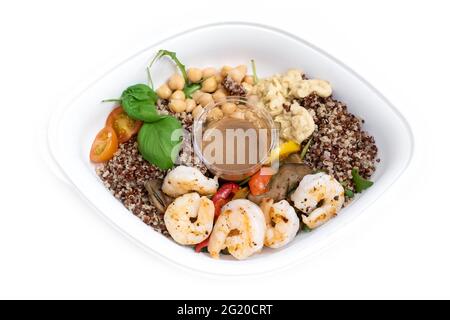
[[96, 137, 169, 235], [300, 94, 379, 193], [96, 99, 207, 234]]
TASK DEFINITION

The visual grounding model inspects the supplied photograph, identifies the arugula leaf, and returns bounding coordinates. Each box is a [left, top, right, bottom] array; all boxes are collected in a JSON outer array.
[[351, 168, 374, 193], [120, 84, 160, 122], [302, 224, 312, 233], [148, 50, 188, 87], [344, 188, 355, 198], [300, 137, 313, 160], [340, 181, 354, 198], [184, 83, 201, 98], [147, 49, 200, 98], [198, 246, 208, 253], [137, 116, 183, 169]]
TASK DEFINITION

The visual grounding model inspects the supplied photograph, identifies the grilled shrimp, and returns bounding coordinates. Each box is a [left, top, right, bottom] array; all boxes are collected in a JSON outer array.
[[162, 165, 218, 198], [291, 172, 344, 229], [259, 199, 299, 248], [208, 199, 266, 260], [164, 192, 215, 245]]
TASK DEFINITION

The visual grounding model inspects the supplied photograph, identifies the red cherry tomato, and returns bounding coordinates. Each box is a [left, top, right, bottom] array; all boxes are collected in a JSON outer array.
[[106, 106, 142, 143], [90, 127, 119, 163]]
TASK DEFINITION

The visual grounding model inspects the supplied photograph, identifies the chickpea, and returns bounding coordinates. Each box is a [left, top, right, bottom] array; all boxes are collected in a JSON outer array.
[[221, 102, 237, 115], [221, 65, 232, 77], [245, 110, 257, 122], [185, 98, 196, 112], [192, 105, 204, 119], [215, 87, 227, 95], [228, 68, 245, 83], [168, 73, 185, 91], [230, 110, 246, 120], [202, 67, 217, 79], [192, 90, 204, 103], [169, 99, 186, 113], [247, 94, 259, 106], [242, 82, 253, 93], [236, 65, 248, 75], [171, 90, 185, 101], [244, 75, 254, 85], [198, 93, 213, 107], [201, 77, 218, 93], [215, 73, 223, 83], [212, 90, 227, 103], [156, 83, 172, 99], [187, 68, 202, 83], [207, 108, 224, 122]]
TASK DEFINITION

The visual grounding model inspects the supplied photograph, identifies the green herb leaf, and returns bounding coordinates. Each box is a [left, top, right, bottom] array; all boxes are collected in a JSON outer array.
[[102, 98, 121, 103], [340, 181, 354, 198], [148, 50, 189, 86], [184, 83, 201, 98], [302, 224, 312, 233], [300, 137, 313, 160], [251, 59, 258, 84], [198, 246, 208, 253], [147, 49, 199, 98], [351, 168, 374, 193], [344, 188, 354, 198], [120, 84, 160, 122], [137, 116, 183, 169]]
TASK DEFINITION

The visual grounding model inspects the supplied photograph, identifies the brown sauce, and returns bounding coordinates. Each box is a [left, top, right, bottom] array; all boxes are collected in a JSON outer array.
[[201, 116, 271, 174]]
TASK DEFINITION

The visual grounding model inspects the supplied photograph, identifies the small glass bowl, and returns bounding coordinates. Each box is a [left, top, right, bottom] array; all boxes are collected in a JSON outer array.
[[193, 96, 278, 181]]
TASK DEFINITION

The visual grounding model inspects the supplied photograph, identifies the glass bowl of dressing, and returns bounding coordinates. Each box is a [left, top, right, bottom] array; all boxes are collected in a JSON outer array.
[[193, 96, 278, 181]]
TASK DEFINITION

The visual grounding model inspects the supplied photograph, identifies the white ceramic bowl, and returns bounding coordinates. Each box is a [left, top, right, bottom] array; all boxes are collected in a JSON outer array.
[[48, 22, 413, 276]]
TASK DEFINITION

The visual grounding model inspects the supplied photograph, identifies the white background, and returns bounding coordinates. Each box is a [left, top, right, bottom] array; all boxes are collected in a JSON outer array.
[[0, 0, 449, 299]]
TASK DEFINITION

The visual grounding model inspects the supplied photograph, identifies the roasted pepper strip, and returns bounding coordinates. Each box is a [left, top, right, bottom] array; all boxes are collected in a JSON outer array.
[[249, 169, 273, 196], [194, 238, 210, 253], [194, 182, 240, 253], [211, 182, 240, 218]]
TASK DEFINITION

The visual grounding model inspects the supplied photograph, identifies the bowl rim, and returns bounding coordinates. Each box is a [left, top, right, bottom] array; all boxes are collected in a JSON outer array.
[[47, 21, 415, 277]]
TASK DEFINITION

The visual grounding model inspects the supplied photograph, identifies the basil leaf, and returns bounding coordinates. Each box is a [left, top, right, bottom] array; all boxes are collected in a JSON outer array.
[[121, 84, 159, 122], [137, 116, 183, 169], [184, 83, 201, 99], [351, 168, 374, 193]]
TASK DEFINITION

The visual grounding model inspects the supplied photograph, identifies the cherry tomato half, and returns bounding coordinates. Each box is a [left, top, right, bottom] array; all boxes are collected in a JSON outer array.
[[90, 126, 119, 163], [106, 106, 142, 143]]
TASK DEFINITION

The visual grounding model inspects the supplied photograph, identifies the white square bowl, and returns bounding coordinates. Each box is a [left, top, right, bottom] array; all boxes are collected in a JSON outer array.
[[48, 22, 413, 276]]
